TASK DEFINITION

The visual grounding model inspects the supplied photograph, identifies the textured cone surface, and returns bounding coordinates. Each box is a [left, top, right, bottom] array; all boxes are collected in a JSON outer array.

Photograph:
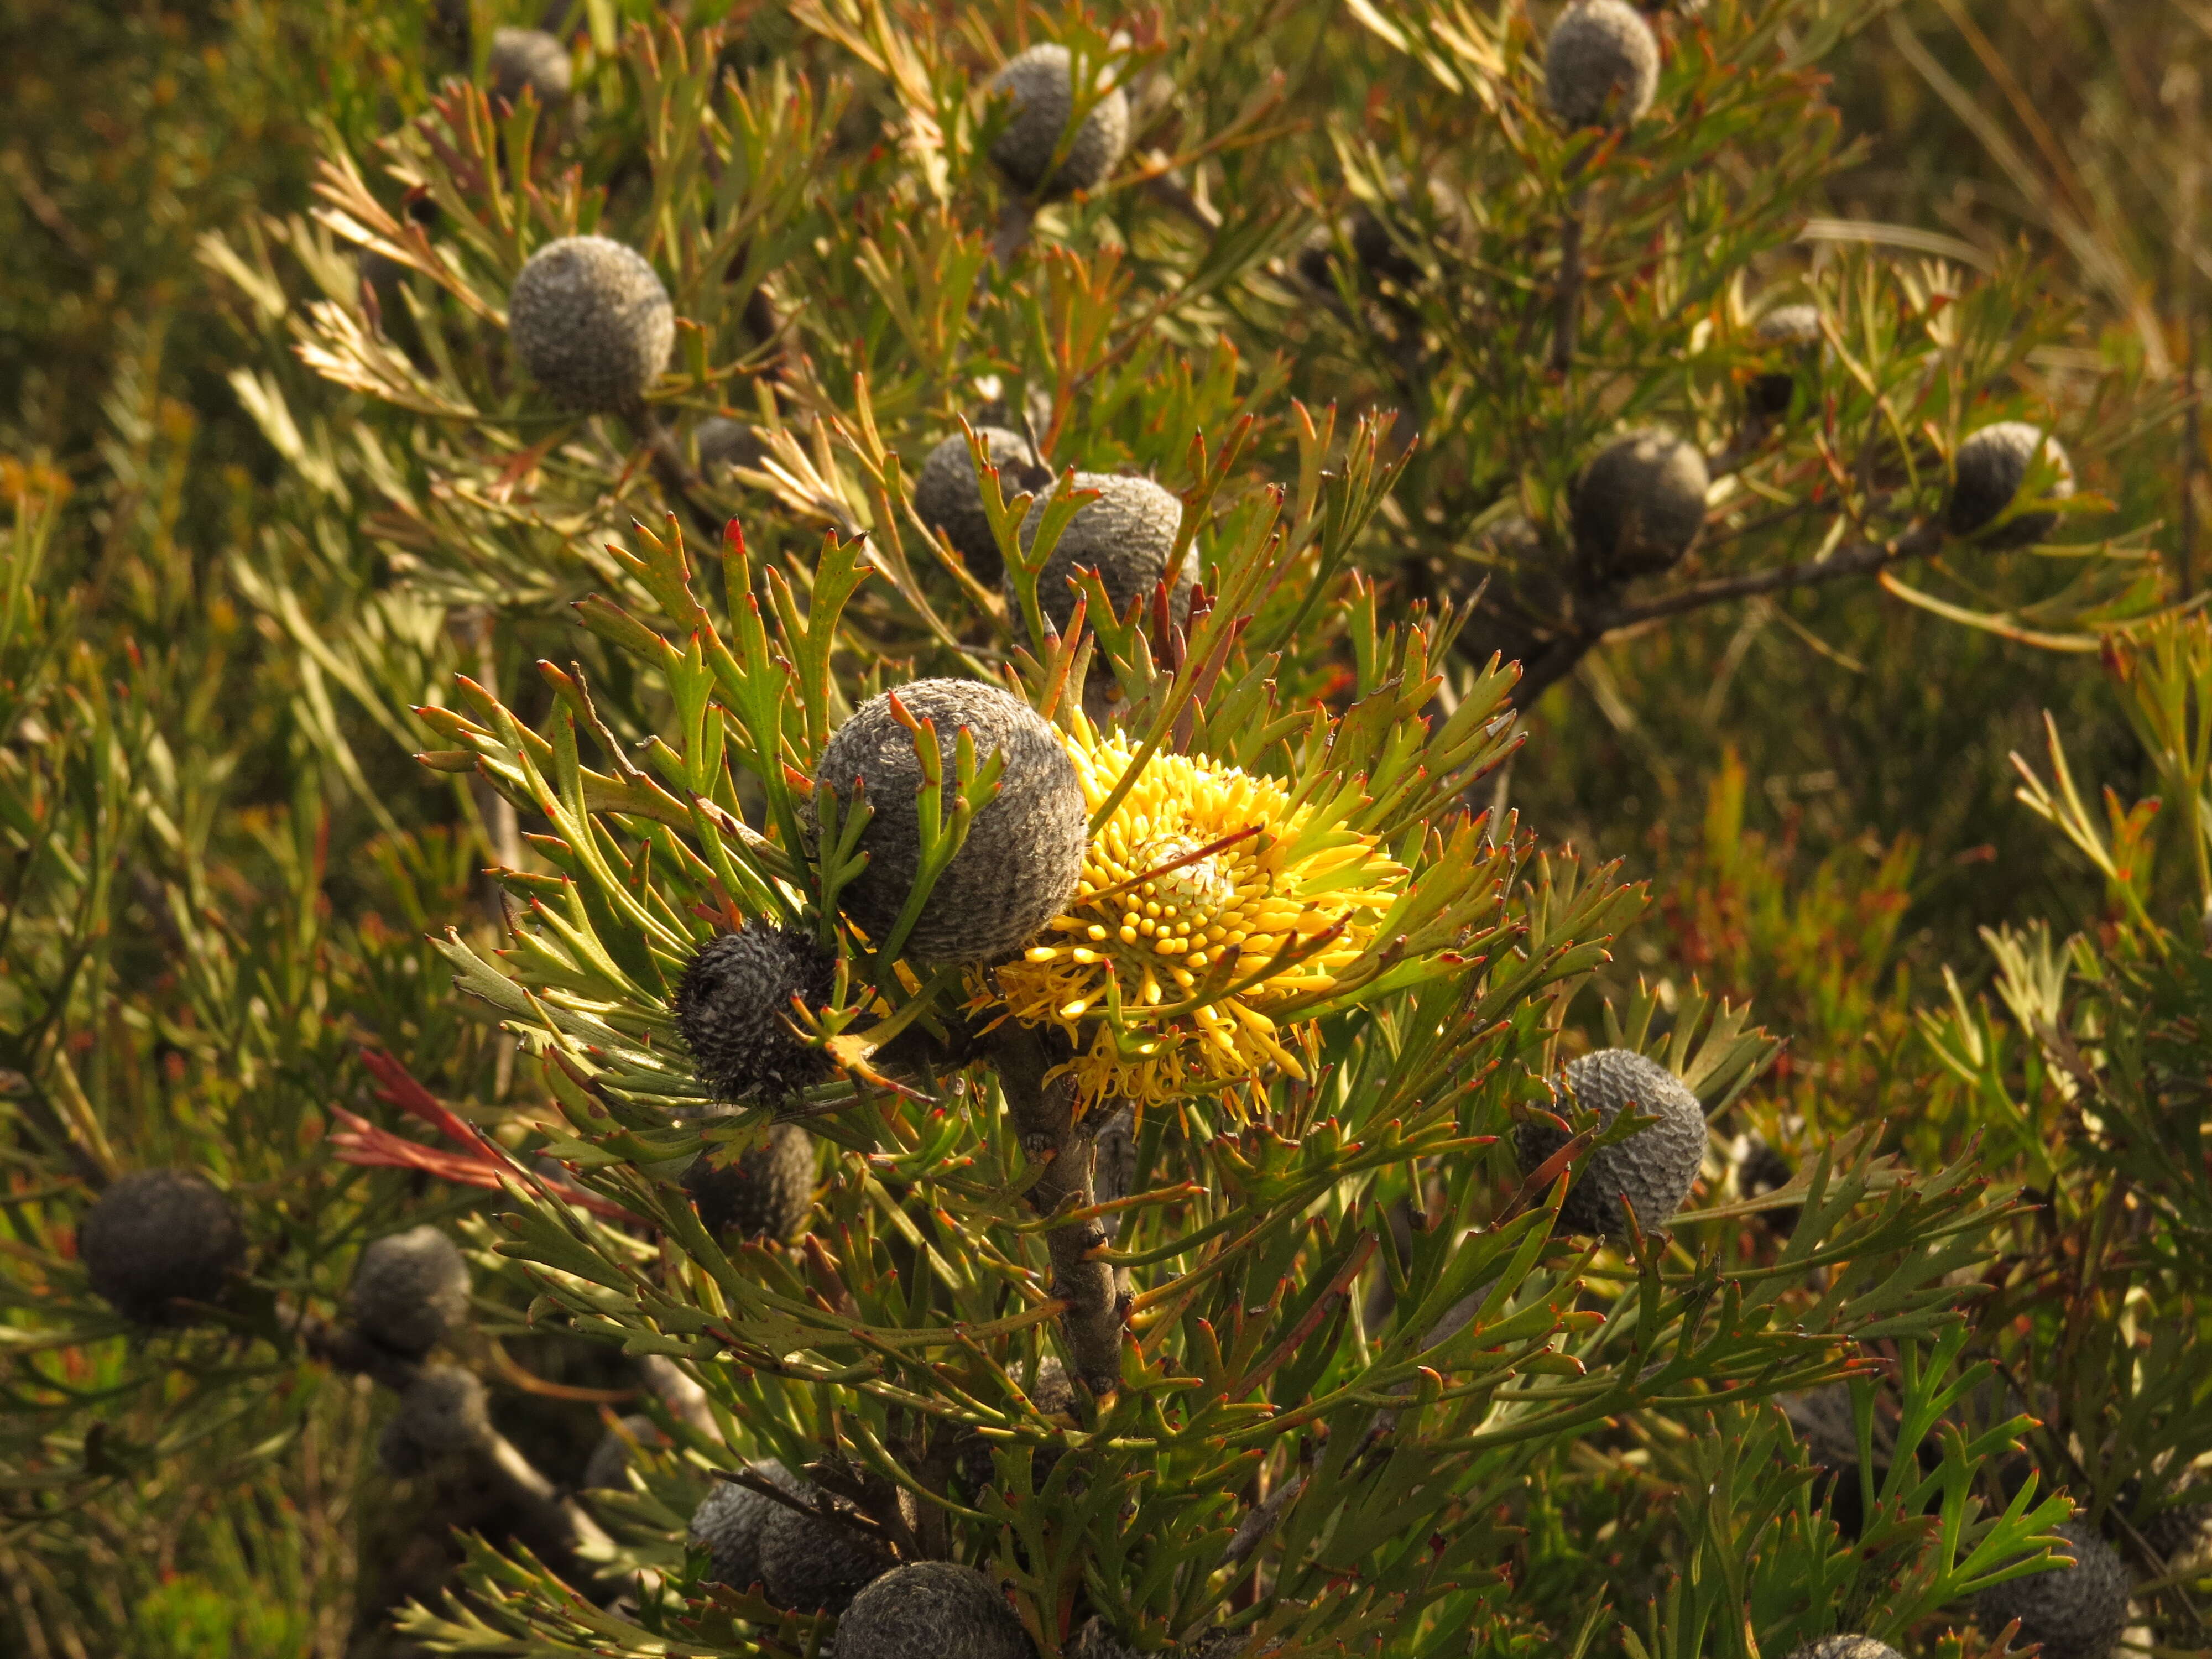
[[813, 679, 1086, 964], [2138, 1501, 2210, 1561], [582, 1413, 664, 1491], [1975, 1521, 2131, 1659], [988, 44, 1130, 197], [80, 1167, 244, 1324], [1750, 305, 1822, 417], [1516, 1048, 1706, 1237], [1010, 473, 1192, 646], [915, 427, 1050, 585], [1785, 1640, 1902, 1659], [509, 235, 674, 412], [696, 416, 766, 478], [959, 1356, 1074, 1494], [684, 1122, 817, 1243], [758, 1481, 896, 1611], [397, 1365, 492, 1455], [1948, 422, 2075, 548], [1571, 430, 1709, 580], [1545, 0, 1660, 127], [489, 27, 571, 105], [675, 924, 839, 1105], [832, 1562, 1035, 1659], [349, 1224, 471, 1356], [690, 1461, 797, 1587]]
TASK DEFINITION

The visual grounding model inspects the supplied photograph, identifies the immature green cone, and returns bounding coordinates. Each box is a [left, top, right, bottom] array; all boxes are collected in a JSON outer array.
[[1545, 0, 1660, 128], [1516, 1048, 1707, 1237], [1974, 1520, 2131, 1659], [832, 1562, 1035, 1659], [757, 1478, 898, 1611], [348, 1224, 471, 1356], [684, 1122, 817, 1243], [674, 924, 839, 1105], [1571, 429, 1710, 580], [689, 1461, 799, 1589], [1947, 421, 2075, 548], [488, 27, 572, 106], [79, 1167, 245, 1325], [812, 679, 1087, 964], [1009, 472, 1193, 647], [914, 427, 1051, 585], [1784, 1640, 1903, 1659], [987, 43, 1130, 198], [508, 235, 674, 413]]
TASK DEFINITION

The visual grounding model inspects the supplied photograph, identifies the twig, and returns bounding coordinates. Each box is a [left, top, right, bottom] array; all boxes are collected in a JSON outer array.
[[1550, 185, 1590, 378], [623, 406, 723, 542], [1508, 521, 1942, 707], [992, 1027, 1130, 1408]]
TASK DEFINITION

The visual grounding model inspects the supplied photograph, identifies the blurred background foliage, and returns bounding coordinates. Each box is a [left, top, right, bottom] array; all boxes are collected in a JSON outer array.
[[5, 1, 2212, 1655]]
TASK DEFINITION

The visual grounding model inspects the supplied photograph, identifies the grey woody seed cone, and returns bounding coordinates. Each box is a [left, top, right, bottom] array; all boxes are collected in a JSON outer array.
[[2137, 1501, 2210, 1562], [684, 1122, 817, 1243], [509, 235, 674, 413], [1545, 0, 1660, 128], [80, 1167, 245, 1324], [1010, 473, 1192, 647], [832, 1562, 1035, 1659], [1783, 1640, 1902, 1659], [1750, 304, 1822, 418], [696, 416, 766, 479], [1731, 1134, 1799, 1233], [675, 924, 839, 1105], [395, 1364, 493, 1457], [690, 1460, 799, 1589], [582, 1413, 665, 1491], [1516, 1048, 1707, 1237], [1948, 422, 2075, 548], [988, 44, 1129, 198], [349, 1224, 472, 1356], [914, 427, 1052, 585], [488, 27, 572, 106], [959, 1356, 1074, 1494], [758, 1479, 898, 1611], [1975, 1521, 2131, 1659], [1571, 429, 1709, 580], [812, 679, 1087, 964]]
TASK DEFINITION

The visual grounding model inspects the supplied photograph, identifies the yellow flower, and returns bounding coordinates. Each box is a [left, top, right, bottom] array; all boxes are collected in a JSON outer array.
[[982, 713, 1408, 1107]]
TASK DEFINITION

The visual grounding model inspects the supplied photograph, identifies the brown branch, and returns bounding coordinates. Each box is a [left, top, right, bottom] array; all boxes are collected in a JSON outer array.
[[992, 1027, 1130, 1409], [1550, 186, 1590, 378], [1507, 521, 1942, 707]]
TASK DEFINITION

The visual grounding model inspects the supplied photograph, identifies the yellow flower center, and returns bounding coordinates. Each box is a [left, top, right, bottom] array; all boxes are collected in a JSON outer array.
[[978, 715, 1407, 1109]]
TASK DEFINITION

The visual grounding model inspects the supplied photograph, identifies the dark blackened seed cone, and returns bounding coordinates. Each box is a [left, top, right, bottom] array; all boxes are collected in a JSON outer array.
[[757, 1478, 898, 1612], [1009, 473, 1192, 648], [1570, 429, 1709, 581], [914, 427, 1051, 585], [582, 1413, 665, 1491], [1948, 422, 2075, 549], [832, 1562, 1036, 1659], [684, 1122, 817, 1243], [674, 924, 839, 1105], [349, 1224, 472, 1355], [79, 1168, 245, 1325], [1974, 1521, 2131, 1659], [690, 1460, 799, 1588], [1515, 1048, 1706, 1238], [812, 679, 1087, 964]]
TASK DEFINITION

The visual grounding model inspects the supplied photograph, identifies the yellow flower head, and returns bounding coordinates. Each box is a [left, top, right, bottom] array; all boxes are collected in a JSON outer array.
[[982, 713, 1408, 1108]]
